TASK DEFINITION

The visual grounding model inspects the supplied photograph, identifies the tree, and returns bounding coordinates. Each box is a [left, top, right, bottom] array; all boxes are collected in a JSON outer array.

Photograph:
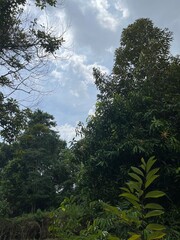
[[0, 0, 64, 142], [0, 93, 28, 143], [74, 19, 180, 205], [0, 110, 68, 216], [0, 0, 64, 95]]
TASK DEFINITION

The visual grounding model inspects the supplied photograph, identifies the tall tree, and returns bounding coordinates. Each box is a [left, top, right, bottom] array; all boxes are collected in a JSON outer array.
[[0, 110, 68, 216], [75, 19, 180, 204]]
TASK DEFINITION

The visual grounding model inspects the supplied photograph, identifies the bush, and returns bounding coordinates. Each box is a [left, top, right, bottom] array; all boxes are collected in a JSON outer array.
[[0, 210, 51, 240]]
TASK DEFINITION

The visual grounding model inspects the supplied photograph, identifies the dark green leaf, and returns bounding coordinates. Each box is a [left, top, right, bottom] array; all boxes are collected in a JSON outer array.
[[145, 210, 164, 218], [145, 191, 165, 199]]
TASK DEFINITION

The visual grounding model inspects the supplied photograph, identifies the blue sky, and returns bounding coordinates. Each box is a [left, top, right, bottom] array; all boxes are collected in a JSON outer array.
[[8, 0, 180, 143]]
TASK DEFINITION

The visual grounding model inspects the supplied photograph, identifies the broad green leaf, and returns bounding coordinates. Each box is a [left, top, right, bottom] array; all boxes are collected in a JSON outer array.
[[103, 203, 122, 217], [126, 181, 141, 192], [144, 203, 164, 210], [128, 234, 141, 240], [121, 187, 130, 193], [140, 164, 145, 171], [145, 175, 159, 189], [145, 191, 165, 199], [146, 156, 156, 173], [146, 224, 165, 231], [147, 231, 166, 240], [137, 189, 144, 198], [141, 157, 146, 167], [146, 168, 159, 180], [126, 182, 134, 192], [120, 192, 139, 202], [128, 173, 143, 184], [108, 236, 120, 240], [131, 166, 144, 177], [145, 210, 164, 218], [126, 198, 141, 210]]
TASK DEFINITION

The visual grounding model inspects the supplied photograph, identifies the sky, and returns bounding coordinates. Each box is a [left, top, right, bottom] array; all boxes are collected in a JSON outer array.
[[14, 0, 180, 143]]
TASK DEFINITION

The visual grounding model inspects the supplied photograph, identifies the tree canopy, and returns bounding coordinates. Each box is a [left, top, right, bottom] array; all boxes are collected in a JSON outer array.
[[74, 18, 180, 203], [0, 0, 63, 93]]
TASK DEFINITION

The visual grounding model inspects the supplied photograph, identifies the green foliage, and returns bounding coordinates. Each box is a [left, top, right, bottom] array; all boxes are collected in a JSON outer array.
[[0, 0, 63, 93], [49, 197, 120, 240], [0, 210, 51, 239], [49, 196, 89, 239], [103, 157, 166, 240], [0, 93, 28, 143], [74, 18, 180, 206], [0, 110, 68, 216], [48, 157, 168, 240]]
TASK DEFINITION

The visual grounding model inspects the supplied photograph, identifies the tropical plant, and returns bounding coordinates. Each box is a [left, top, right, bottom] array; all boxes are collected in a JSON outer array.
[[104, 156, 166, 240]]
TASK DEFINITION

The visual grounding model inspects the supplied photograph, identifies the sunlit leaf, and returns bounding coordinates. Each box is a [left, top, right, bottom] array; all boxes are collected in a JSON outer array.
[[128, 234, 141, 240], [126, 181, 141, 192], [128, 173, 143, 184], [145, 175, 159, 189], [145, 191, 165, 199], [146, 168, 159, 180], [145, 210, 164, 218], [144, 203, 164, 210], [120, 193, 139, 202], [146, 156, 156, 173], [147, 231, 166, 239], [146, 224, 165, 231], [131, 166, 144, 177], [141, 157, 146, 167]]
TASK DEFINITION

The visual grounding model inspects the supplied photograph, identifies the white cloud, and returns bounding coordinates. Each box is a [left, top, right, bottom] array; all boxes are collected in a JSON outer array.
[[55, 124, 76, 143], [88, 105, 96, 116], [70, 53, 109, 85], [106, 46, 115, 54], [70, 89, 79, 97], [114, 1, 130, 19], [52, 51, 109, 90], [51, 69, 65, 85], [55, 123, 83, 145], [90, 0, 119, 31], [87, 0, 130, 31]]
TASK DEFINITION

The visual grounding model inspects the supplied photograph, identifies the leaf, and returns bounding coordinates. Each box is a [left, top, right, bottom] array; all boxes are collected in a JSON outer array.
[[146, 168, 159, 180], [147, 231, 166, 240], [146, 156, 156, 173], [145, 175, 159, 189], [141, 157, 146, 167], [121, 187, 130, 193], [127, 198, 141, 210], [108, 236, 120, 240], [128, 234, 141, 240], [140, 164, 145, 171], [126, 182, 134, 192], [103, 203, 122, 218], [145, 191, 165, 199], [146, 224, 166, 231], [120, 193, 139, 202], [126, 181, 141, 192], [128, 173, 142, 184], [145, 210, 164, 218], [131, 166, 144, 177], [144, 203, 164, 210]]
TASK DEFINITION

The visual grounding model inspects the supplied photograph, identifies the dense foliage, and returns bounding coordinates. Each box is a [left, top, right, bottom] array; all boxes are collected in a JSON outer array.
[[73, 19, 180, 206], [0, 11, 179, 240]]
